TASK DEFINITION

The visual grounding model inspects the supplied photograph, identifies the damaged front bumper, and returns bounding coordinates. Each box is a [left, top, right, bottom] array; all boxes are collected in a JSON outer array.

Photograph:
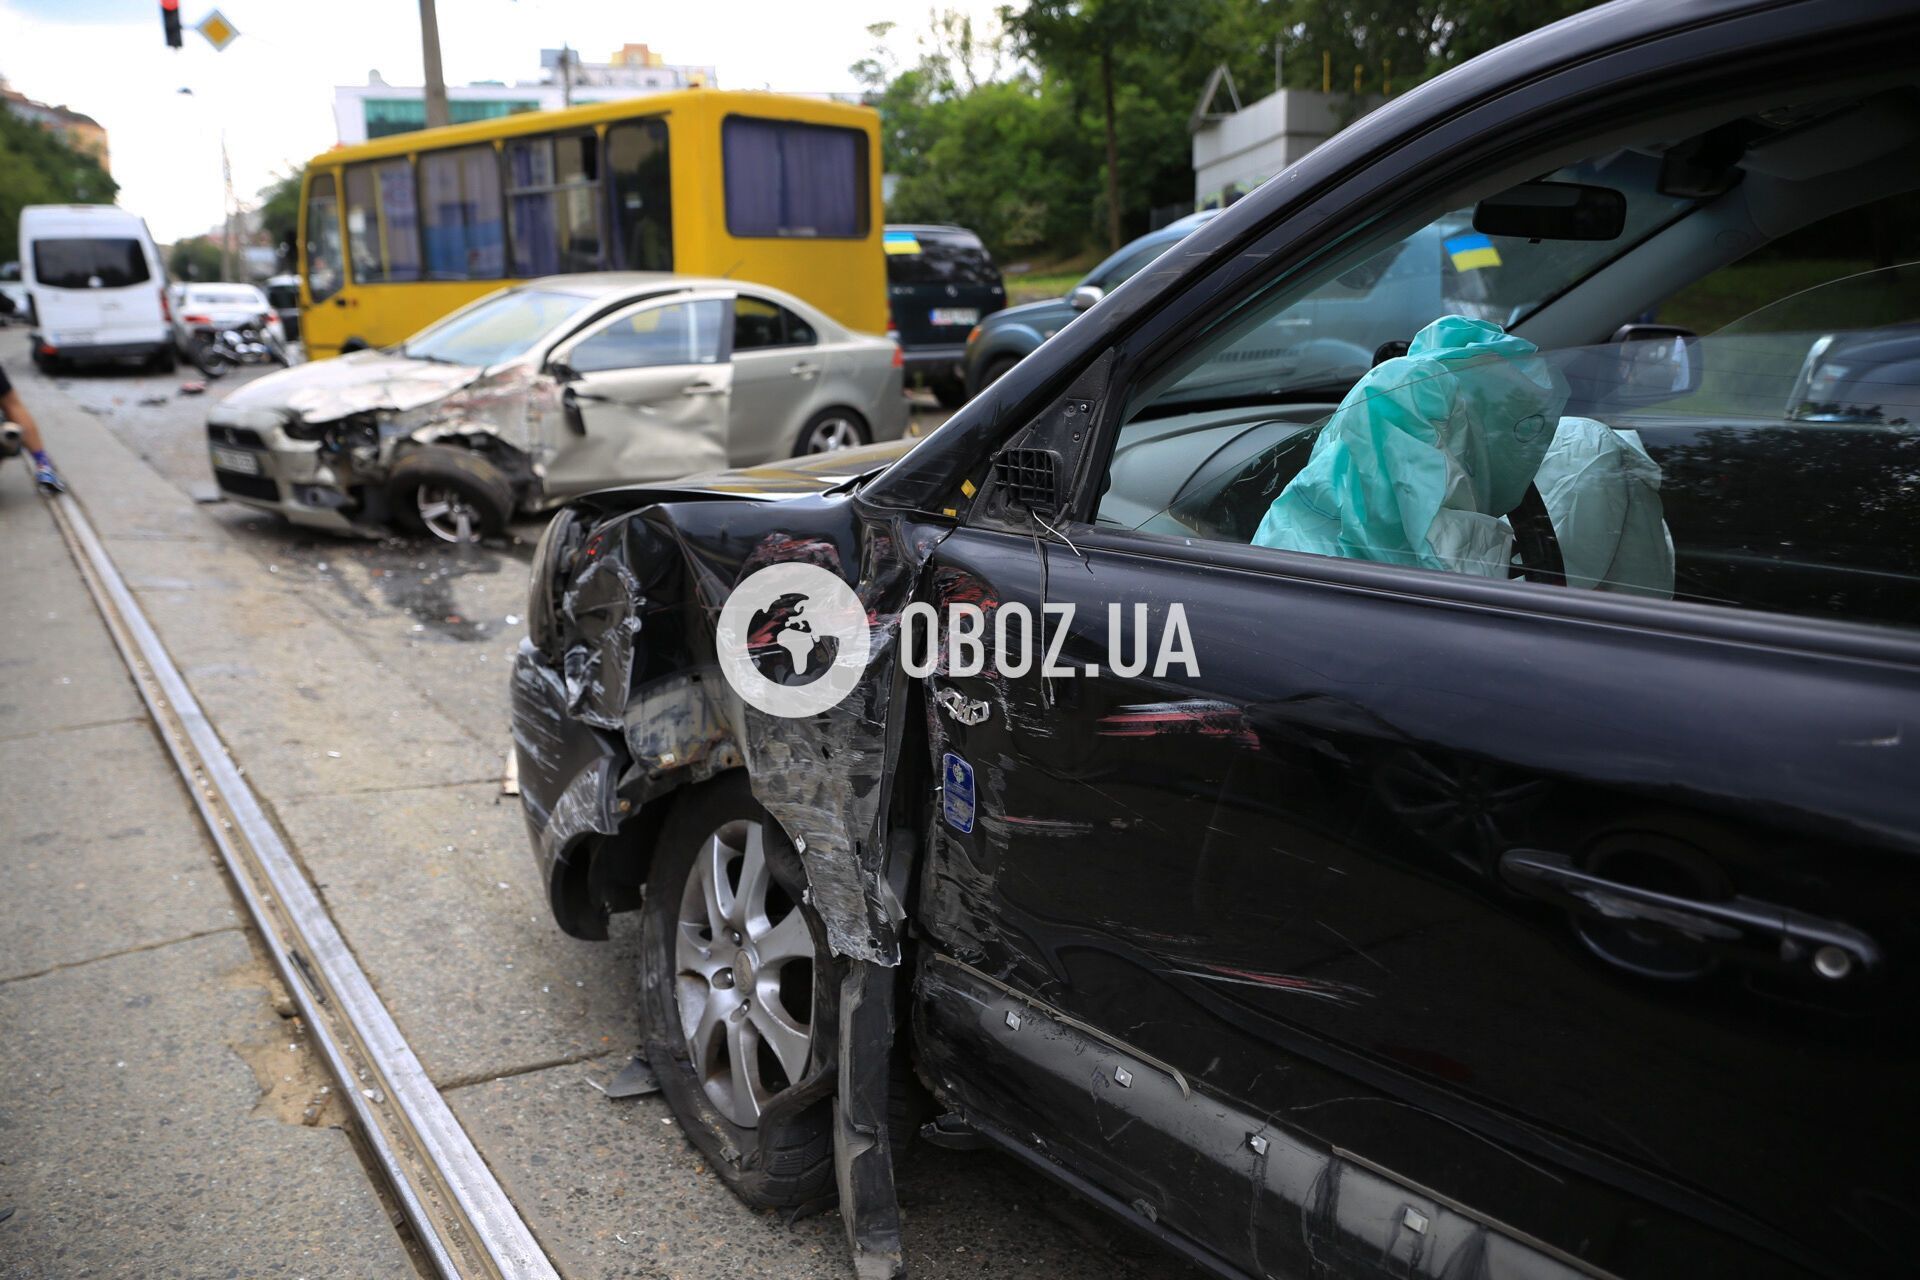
[[205, 409, 389, 534]]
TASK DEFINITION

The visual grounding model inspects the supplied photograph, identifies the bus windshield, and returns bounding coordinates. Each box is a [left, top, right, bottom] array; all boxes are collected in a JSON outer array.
[[401, 288, 590, 366]]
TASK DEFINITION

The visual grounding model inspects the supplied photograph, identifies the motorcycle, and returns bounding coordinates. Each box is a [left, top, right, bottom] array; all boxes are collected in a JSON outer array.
[[187, 317, 290, 379]]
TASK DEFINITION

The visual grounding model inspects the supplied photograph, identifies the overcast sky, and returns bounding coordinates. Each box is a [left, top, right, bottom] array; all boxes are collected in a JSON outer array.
[[1, 0, 1003, 243]]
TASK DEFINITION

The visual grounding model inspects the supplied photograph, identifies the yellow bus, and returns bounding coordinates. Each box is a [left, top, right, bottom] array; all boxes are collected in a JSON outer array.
[[296, 90, 884, 358]]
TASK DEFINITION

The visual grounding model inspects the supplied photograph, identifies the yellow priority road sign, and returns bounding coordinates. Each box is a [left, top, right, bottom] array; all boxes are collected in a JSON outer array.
[[197, 9, 239, 52]]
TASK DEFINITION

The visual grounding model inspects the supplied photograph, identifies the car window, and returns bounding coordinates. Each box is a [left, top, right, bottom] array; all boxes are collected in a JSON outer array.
[[401, 287, 588, 366], [733, 296, 816, 350], [568, 298, 729, 373], [1087, 238, 1176, 293], [32, 237, 150, 289], [1094, 106, 1920, 632], [884, 231, 1000, 286]]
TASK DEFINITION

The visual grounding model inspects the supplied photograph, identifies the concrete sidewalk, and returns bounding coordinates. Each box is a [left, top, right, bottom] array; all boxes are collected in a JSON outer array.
[[0, 451, 415, 1275]]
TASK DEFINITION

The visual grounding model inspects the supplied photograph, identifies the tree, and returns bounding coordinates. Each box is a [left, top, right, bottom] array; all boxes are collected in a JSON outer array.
[[168, 236, 223, 282], [257, 166, 304, 270], [1008, 0, 1210, 252], [0, 102, 117, 263]]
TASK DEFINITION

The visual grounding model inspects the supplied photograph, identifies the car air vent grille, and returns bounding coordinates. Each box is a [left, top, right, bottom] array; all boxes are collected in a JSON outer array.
[[993, 448, 1060, 514]]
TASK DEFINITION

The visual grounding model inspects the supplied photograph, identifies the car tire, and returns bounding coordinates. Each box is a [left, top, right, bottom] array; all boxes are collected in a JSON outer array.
[[975, 355, 1019, 397], [930, 376, 968, 410], [793, 408, 870, 456], [190, 339, 232, 379], [388, 446, 514, 544], [639, 773, 838, 1210]]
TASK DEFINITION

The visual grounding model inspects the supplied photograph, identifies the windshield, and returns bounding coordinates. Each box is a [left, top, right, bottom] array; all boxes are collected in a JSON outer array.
[[188, 288, 263, 309], [401, 288, 591, 366]]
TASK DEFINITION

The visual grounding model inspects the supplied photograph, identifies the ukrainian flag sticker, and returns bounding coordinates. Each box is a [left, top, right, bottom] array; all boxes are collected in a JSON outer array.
[[1445, 232, 1502, 272], [884, 231, 922, 256]]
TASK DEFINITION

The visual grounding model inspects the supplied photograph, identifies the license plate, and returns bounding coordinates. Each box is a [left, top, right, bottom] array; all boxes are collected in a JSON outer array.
[[929, 308, 978, 327], [57, 331, 95, 346], [210, 446, 261, 475]]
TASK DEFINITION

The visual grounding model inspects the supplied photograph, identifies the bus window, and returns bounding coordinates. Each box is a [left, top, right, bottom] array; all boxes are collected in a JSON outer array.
[[722, 118, 868, 239], [421, 146, 506, 281], [306, 172, 344, 302], [608, 120, 672, 271], [506, 132, 602, 277], [345, 159, 423, 283]]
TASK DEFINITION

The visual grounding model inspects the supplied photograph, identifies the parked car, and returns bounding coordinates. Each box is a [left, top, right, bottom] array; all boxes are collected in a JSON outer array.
[[264, 273, 301, 344], [884, 225, 1005, 408], [513, 3, 1920, 1278], [20, 204, 172, 373], [206, 274, 906, 542], [0, 261, 27, 323], [170, 282, 286, 358], [961, 210, 1218, 399]]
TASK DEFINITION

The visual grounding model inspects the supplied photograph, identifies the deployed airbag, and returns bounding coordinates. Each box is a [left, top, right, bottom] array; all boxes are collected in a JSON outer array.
[[1252, 315, 1673, 596]]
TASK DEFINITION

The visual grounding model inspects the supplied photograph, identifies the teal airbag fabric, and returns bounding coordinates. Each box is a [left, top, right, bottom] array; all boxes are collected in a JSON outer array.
[[1252, 315, 1567, 577], [1251, 315, 1675, 597]]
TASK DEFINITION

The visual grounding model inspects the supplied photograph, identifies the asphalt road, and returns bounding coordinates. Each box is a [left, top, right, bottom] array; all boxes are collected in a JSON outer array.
[[2, 332, 1194, 1279]]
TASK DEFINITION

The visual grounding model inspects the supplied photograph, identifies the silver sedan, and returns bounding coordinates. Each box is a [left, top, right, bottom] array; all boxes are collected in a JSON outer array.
[[204, 274, 908, 542]]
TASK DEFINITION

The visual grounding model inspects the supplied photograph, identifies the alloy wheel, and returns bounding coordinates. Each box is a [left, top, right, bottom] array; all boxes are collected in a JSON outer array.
[[674, 819, 815, 1127], [415, 484, 482, 544], [803, 416, 862, 453]]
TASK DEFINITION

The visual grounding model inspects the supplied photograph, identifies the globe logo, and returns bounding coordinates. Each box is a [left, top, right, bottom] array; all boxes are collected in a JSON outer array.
[[715, 563, 871, 718]]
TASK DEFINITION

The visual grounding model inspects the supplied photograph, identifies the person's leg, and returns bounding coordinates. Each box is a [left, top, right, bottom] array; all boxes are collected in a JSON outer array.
[[1, 388, 63, 491], [1, 387, 47, 455]]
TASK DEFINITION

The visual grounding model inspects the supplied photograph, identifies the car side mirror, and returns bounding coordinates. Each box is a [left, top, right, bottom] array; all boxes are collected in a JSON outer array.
[[548, 359, 581, 384], [1068, 284, 1104, 313], [1611, 324, 1700, 401]]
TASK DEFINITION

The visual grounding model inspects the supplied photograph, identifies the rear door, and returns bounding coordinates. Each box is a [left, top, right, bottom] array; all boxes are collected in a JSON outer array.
[[29, 233, 157, 347], [544, 291, 734, 493], [885, 228, 1004, 351], [727, 294, 825, 463]]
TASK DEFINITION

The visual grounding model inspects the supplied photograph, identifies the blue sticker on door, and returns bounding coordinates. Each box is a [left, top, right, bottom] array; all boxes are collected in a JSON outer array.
[[941, 752, 975, 834]]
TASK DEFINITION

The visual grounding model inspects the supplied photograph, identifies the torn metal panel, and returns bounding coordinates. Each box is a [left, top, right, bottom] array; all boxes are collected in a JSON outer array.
[[833, 961, 905, 1280]]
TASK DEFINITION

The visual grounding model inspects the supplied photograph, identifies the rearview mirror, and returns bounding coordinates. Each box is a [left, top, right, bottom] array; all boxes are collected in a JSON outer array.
[[1068, 284, 1104, 313], [1474, 181, 1627, 242]]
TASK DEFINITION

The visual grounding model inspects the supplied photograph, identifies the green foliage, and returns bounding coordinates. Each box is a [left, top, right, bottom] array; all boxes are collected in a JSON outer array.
[[0, 105, 118, 263], [257, 166, 304, 268], [858, 1, 1608, 262], [168, 236, 224, 283]]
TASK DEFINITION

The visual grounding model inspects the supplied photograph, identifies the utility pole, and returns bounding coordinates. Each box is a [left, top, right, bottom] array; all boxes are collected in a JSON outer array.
[[560, 42, 574, 108], [220, 130, 236, 281], [418, 0, 450, 128]]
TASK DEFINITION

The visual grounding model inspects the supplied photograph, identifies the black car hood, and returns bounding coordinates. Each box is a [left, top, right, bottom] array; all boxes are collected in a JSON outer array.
[[576, 437, 919, 513]]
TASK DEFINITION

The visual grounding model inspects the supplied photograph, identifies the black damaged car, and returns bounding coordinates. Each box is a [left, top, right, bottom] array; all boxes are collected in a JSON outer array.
[[513, 2, 1920, 1275]]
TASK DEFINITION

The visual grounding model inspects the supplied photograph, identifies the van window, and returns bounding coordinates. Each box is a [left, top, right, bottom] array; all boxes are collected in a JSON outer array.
[[346, 158, 424, 283], [32, 238, 150, 289], [306, 173, 345, 302], [608, 120, 672, 271], [506, 132, 603, 276], [722, 118, 868, 239], [421, 146, 506, 281]]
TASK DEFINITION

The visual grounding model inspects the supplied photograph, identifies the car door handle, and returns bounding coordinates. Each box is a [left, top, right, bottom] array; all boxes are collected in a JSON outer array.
[[789, 361, 820, 379], [1497, 848, 1881, 981], [683, 381, 727, 396]]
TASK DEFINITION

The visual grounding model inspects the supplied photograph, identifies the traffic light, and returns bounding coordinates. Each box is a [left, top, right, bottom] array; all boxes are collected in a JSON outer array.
[[161, 0, 182, 49]]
